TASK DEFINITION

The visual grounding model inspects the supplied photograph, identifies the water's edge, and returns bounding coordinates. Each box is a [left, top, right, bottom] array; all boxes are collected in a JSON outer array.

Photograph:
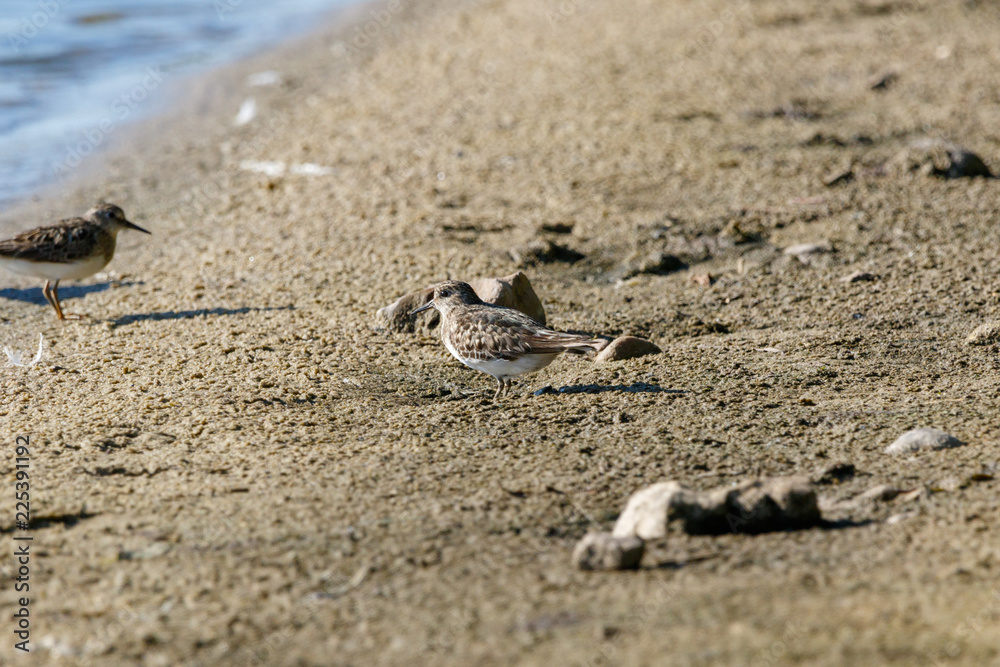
[[0, 0, 357, 209]]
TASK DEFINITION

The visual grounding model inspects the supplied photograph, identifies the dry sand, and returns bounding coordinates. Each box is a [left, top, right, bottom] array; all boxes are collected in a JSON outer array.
[[2, 0, 1000, 664]]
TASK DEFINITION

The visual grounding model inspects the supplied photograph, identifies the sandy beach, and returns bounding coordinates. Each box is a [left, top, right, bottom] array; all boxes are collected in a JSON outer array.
[[2, 0, 1000, 664]]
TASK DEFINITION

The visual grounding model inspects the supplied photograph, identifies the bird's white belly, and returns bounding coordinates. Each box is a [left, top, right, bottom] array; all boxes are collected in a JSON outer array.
[[0, 255, 107, 281], [444, 338, 558, 379]]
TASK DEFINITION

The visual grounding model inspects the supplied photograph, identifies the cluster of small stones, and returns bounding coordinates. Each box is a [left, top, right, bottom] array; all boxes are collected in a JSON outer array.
[[576, 426, 968, 571]]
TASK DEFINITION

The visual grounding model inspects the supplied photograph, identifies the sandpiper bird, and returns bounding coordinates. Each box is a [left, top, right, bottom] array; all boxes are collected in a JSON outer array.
[[0, 203, 149, 320], [411, 280, 603, 399]]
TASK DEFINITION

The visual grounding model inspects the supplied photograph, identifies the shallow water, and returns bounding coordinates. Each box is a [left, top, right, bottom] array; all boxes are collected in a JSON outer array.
[[0, 0, 348, 206]]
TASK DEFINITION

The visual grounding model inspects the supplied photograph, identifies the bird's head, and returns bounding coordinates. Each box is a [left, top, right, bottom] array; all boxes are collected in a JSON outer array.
[[86, 203, 150, 235], [410, 280, 482, 317]]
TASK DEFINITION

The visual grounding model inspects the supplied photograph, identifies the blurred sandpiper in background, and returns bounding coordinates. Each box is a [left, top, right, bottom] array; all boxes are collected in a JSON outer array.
[[0, 0, 347, 207]]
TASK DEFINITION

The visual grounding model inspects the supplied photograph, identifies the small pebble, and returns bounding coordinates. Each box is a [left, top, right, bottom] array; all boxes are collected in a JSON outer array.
[[885, 428, 965, 455], [945, 149, 993, 179], [855, 484, 903, 504], [934, 477, 964, 493], [690, 272, 714, 287], [869, 71, 898, 91], [813, 462, 856, 485], [823, 167, 854, 187], [965, 320, 1000, 346], [840, 271, 875, 283], [784, 242, 831, 265], [894, 488, 926, 503], [594, 336, 662, 363], [784, 242, 830, 257], [572, 532, 644, 571]]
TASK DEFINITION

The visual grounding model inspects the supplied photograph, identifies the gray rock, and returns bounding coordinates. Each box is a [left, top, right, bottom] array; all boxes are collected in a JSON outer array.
[[891, 139, 994, 179], [594, 336, 662, 363], [945, 149, 993, 179], [966, 321, 1000, 346], [572, 532, 644, 571], [676, 484, 735, 534], [376, 288, 436, 333], [614, 476, 822, 538], [713, 477, 820, 535], [885, 428, 965, 455], [377, 271, 545, 332], [467, 273, 546, 324]]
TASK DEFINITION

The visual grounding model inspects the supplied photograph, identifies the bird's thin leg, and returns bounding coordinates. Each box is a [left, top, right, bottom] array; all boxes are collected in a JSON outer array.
[[493, 377, 504, 401], [43, 280, 65, 320], [53, 281, 85, 320], [42, 281, 57, 315], [504, 378, 513, 396]]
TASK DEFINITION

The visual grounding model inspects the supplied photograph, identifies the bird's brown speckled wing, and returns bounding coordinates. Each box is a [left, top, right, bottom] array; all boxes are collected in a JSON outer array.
[[0, 219, 104, 263], [453, 306, 601, 361]]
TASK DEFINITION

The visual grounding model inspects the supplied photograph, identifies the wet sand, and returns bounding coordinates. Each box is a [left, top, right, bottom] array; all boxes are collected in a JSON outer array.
[[1, 0, 1000, 664]]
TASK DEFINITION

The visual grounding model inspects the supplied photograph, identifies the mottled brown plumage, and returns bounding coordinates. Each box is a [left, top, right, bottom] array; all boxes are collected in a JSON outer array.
[[0, 203, 149, 319], [0, 218, 114, 263], [411, 280, 602, 399]]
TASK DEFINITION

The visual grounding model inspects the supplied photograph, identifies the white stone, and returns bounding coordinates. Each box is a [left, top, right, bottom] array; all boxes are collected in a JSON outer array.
[[966, 321, 1000, 345], [234, 97, 257, 126], [784, 242, 830, 256], [885, 428, 965, 455], [612, 481, 687, 539]]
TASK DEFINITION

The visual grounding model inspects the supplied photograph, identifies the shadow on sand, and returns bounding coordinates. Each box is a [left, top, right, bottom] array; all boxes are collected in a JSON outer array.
[[110, 305, 294, 327], [649, 519, 874, 569], [533, 382, 684, 396], [0, 281, 143, 306]]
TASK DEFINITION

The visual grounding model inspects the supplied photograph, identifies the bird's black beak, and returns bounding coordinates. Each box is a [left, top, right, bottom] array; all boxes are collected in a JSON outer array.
[[123, 219, 151, 234], [410, 301, 434, 316]]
